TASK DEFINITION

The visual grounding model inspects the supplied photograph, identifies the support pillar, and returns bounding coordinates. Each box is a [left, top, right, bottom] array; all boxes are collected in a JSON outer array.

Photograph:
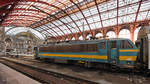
[[130, 25, 135, 42], [131, 0, 143, 42], [74, 34, 79, 40], [131, 31, 134, 42], [101, 29, 105, 38], [92, 31, 96, 38], [68, 35, 72, 40], [83, 33, 86, 40], [115, 27, 119, 38], [116, 0, 119, 38]]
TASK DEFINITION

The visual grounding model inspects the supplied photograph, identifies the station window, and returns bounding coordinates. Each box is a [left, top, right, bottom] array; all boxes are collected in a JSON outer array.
[[120, 40, 133, 48], [110, 41, 116, 48], [100, 42, 105, 49]]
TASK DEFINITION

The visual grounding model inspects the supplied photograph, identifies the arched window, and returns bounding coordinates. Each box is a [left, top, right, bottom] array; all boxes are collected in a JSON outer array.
[[95, 33, 103, 38], [72, 37, 75, 40], [79, 36, 83, 40], [86, 34, 92, 40], [134, 27, 141, 42], [6, 27, 45, 40], [106, 31, 116, 38], [119, 29, 130, 39], [65, 38, 69, 41], [60, 40, 63, 42]]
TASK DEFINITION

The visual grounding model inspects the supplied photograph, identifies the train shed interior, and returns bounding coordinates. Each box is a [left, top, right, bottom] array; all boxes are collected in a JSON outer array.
[[0, 0, 150, 84]]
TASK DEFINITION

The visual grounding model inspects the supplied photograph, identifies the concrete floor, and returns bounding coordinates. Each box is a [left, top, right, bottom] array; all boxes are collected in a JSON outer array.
[[0, 63, 41, 84]]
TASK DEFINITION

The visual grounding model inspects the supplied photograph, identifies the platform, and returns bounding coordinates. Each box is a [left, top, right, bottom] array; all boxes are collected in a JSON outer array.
[[0, 63, 41, 84]]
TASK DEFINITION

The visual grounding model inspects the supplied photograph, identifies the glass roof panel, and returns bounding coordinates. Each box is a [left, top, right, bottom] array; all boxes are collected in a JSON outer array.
[[7, 0, 148, 39], [93, 15, 100, 22]]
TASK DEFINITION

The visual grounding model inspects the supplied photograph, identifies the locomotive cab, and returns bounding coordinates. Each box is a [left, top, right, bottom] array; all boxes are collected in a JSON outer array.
[[117, 39, 139, 68], [135, 26, 150, 70], [105, 38, 139, 69]]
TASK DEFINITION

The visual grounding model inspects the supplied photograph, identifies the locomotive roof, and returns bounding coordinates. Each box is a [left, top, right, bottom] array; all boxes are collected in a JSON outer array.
[[64, 38, 129, 44], [40, 38, 130, 47]]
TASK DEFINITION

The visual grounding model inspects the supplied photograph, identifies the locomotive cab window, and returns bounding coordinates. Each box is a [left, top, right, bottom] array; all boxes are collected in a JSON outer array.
[[120, 40, 133, 48]]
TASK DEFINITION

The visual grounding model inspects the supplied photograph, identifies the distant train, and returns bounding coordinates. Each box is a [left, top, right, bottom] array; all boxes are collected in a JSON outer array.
[[34, 26, 150, 71]]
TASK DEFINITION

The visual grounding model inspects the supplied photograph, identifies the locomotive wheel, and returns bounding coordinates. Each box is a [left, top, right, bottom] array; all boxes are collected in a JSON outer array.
[[84, 62, 92, 68], [143, 69, 150, 77], [67, 60, 77, 65], [110, 65, 120, 72], [35, 57, 40, 60]]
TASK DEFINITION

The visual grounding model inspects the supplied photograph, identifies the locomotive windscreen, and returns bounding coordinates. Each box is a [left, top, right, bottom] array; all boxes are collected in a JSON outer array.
[[39, 44, 98, 52]]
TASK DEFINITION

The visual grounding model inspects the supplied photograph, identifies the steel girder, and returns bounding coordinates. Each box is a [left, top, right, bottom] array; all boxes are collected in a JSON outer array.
[[0, 0, 38, 7], [131, 0, 143, 42], [29, 0, 107, 28], [44, 25, 61, 39], [116, 0, 119, 38], [7, 14, 42, 19], [70, 0, 93, 37], [94, 0, 104, 37], [56, 1, 84, 38]]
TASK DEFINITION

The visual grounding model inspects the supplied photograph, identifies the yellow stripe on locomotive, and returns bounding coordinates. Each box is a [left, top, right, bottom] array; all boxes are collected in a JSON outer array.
[[39, 53, 108, 60]]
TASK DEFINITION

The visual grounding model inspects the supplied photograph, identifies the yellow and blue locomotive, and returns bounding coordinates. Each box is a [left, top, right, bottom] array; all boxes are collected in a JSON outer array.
[[34, 39, 139, 69], [34, 26, 150, 70]]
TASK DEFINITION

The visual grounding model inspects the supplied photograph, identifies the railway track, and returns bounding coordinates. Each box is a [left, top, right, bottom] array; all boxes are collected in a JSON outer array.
[[3, 57, 150, 76], [128, 70, 136, 84], [0, 58, 99, 84]]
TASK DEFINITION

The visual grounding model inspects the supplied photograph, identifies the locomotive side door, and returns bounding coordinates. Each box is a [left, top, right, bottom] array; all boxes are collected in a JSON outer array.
[[98, 41, 108, 62], [108, 40, 119, 64]]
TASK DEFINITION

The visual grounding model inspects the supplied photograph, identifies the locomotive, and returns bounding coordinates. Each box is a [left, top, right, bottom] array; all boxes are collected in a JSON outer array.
[[34, 26, 150, 71]]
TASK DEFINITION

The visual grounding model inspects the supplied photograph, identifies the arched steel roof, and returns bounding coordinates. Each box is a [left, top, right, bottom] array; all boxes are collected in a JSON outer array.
[[0, 0, 150, 41]]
